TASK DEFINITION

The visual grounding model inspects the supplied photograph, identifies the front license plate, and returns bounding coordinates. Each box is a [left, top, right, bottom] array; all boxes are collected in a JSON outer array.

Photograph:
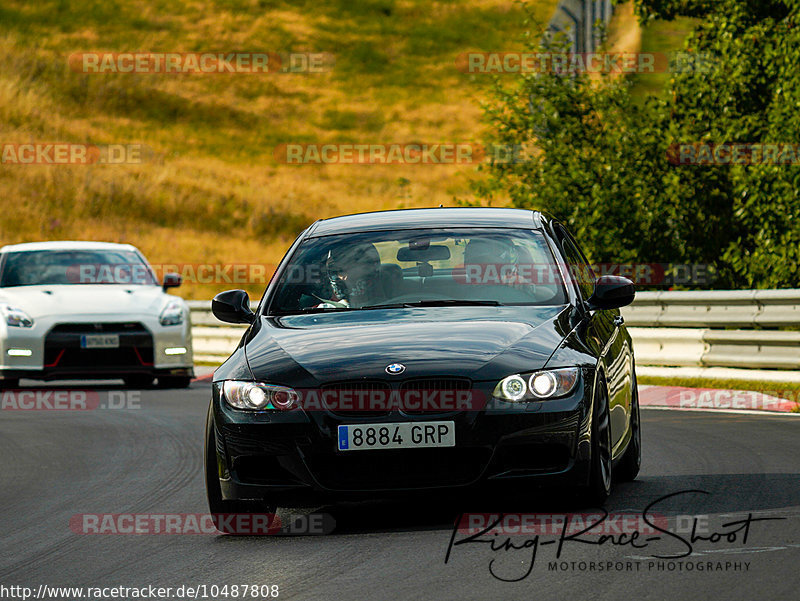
[[337, 421, 455, 451], [80, 334, 120, 349]]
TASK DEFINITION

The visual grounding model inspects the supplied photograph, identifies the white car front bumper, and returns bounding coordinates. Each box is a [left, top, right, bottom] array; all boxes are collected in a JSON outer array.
[[0, 312, 193, 380]]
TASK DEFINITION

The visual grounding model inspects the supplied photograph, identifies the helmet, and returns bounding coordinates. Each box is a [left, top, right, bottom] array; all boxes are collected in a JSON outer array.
[[464, 238, 518, 266], [325, 243, 381, 282]]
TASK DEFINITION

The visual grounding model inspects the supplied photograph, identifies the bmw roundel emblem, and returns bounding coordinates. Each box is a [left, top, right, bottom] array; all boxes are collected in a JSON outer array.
[[385, 363, 406, 375]]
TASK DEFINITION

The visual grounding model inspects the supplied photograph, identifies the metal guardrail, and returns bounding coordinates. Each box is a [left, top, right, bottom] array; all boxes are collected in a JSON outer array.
[[622, 289, 800, 328], [628, 327, 800, 370], [188, 301, 249, 364], [188, 291, 800, 370], [622, 290, 800, 369], [548, 0, 614, 54]]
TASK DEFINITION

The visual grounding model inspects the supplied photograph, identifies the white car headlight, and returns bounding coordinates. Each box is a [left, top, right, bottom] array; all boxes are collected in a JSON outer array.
[[494, 368, 580, 401], [222, 381, 299, 411], [0, 304, 34, 328], [159, 300, 184, 326]]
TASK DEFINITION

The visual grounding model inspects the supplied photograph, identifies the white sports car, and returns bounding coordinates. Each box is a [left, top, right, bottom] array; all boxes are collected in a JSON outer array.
[[0, 241, 194, 388]]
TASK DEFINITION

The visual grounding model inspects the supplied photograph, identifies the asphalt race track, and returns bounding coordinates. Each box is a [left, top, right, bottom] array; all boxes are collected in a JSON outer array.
[[1, 380, 799, 601]]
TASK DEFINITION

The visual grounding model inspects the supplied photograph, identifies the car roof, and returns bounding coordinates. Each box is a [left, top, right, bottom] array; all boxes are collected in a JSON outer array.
[[0, 241, 138, 253], [307, 207, 543, 237]]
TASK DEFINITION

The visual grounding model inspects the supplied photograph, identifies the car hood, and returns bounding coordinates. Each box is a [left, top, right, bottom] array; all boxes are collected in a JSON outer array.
[[240, 305, 577, 385], [0, 285, 174, 319]]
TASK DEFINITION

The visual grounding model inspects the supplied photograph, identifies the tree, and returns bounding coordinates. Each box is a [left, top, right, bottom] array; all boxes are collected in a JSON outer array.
[[477, 0, 800, 288]]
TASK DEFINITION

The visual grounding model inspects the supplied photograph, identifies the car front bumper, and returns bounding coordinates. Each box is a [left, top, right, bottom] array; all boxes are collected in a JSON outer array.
[[0, 313, 193, 380], [210, 373, 596, 505]]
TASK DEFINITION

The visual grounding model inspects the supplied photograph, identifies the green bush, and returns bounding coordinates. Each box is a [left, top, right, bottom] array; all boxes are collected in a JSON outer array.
[[476, 0, 800, 289]]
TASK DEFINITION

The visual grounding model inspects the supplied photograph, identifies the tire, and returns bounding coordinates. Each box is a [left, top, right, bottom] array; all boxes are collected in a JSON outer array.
[[205, 417, 277, 535], [123, 375, 153, 388], [158, 376, 192, 389], [616, 372, 641, 482], [582, 375, 612, 505], [0, 378, 20, 389]]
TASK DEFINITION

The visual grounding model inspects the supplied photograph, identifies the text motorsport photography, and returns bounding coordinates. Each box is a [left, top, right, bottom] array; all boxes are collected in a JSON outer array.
[[445, 490, 784, 581]]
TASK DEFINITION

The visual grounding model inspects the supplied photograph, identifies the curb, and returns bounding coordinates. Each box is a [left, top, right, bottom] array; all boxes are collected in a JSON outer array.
[[639, 385, 800, 414]]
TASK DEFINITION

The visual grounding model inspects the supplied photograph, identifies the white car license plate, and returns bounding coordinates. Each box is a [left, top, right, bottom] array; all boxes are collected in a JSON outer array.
[[337, 421, 455, 451], [80, 334, 120, 349]]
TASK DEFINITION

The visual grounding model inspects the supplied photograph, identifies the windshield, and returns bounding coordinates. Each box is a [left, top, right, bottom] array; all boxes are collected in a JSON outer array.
[[268, 228, 567, 314], [0, 250, 157, 287]]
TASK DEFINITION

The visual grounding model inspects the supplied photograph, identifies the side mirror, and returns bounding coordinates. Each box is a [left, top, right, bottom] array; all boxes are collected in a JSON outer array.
[[212, 289, 255, 324], [587, 275, 635, 310], [162, 272, 182, 291]]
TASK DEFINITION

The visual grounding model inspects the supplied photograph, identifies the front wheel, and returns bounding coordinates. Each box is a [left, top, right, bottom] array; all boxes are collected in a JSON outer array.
[[581, 375, 612, 505], [0, 378, 20, 389], [123, 375, 153, 388], [158, 376, 192, 388], [616, 373, 641, 482], [205, 419, 277, 534]]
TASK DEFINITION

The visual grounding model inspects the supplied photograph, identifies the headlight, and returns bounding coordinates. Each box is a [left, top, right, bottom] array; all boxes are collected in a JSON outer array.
[[499, 374, 527, 401], [529, 372, 559, 398], [0, 304, 34, 328], [222, 381, 299, 411], [159, 300, 184, 326], [494, 367, 580, 402]]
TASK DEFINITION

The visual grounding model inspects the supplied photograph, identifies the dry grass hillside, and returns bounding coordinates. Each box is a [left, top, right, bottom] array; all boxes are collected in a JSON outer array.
[[0, 0, 560, 298]]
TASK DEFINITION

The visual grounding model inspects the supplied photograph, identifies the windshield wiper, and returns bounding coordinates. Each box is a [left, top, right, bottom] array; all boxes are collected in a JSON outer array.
[[362, 299, 503, 309], [359, 303, 408, 310], [274, 306, 352, 315], [403, 299, 502, 307], [278, 299, 504, 314]]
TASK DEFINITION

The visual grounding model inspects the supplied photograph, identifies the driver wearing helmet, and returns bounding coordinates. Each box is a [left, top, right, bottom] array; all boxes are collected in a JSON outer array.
[[463, 237, 520, 285], [315, 242, 383, 309]]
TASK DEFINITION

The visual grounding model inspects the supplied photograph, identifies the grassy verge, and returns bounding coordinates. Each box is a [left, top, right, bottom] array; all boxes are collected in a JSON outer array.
[[639, 375, 800, 399]]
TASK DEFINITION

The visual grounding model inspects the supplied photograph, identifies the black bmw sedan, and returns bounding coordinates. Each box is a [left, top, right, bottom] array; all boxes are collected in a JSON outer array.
[[205, 208, 640, 520]]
